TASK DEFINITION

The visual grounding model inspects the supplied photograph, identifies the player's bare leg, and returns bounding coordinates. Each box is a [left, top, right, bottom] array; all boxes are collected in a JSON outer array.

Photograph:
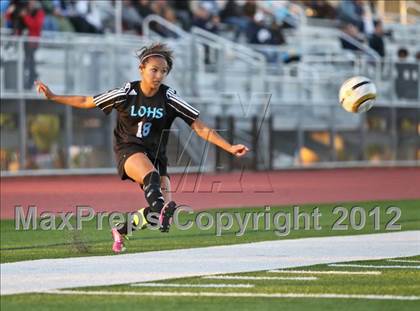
[[112, 153, 177, 253], [124, 153, 176, 231], [158, 175, 177, 232], [124, 152, 156, 184], [111, 153, 155, 253], [160, 175, 172, 202]]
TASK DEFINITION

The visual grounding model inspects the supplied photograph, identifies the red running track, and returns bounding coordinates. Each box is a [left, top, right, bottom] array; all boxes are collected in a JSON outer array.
[[1, 168, 419, 219]]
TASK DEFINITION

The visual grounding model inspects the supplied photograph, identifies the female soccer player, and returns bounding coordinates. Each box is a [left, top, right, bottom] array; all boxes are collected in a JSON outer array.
[[35, 43, 249, 253]]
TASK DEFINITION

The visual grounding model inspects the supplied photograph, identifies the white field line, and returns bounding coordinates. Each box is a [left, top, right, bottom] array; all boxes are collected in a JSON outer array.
[[268, 270, 381, 275], [387, 259, 420, 264], [202, 276, 317, 281], [43, 290, 420, 301], [329, 264, 420, 269], [3, 231, 419, 295], [130, 283, 254, 288]]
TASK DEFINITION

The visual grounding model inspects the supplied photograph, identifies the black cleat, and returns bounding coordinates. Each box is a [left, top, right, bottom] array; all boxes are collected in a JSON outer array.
[[159, 201, 177, 233]]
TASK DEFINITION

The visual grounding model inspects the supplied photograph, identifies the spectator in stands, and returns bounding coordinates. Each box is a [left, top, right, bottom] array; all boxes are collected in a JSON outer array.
[[169, 0, 193, 31], [22, 0, 45, 89], [304, 0, 336, 19], [4, 0, 28, 34], [121, 0, 143, 34], [369, 19, 385, 57], [243, 0, 257, 20], [50, 1, 75, 32], [219, 0, 249, 42], [149, 0, 166, 16], [95, 1, 115, 33], [244, 0, 266, 42], [163, 5, 177, 25], [40, 0, 77, 33], [192, 2, 220, 34], [247, 15, 285, 46], [395, 47, 418, 100], [160, 6, 179, 37], [197, 0, 220, 18], [39, 0, 79, 33], [339, 22, 365, 52], [39, 0, 59, 32], [67, 0, 103, 34], [337, 0, 364, 32], [245, 7, 289, 63], [135, 0, 154, 19], [397, 47, 409, 61], [134, 0, 178, 37], [192, 2, 221, 66], [416, 51, 420, 63], [5, 0, 45, 89], [259, 0, 299, 28], [0, 0, 10, 20]]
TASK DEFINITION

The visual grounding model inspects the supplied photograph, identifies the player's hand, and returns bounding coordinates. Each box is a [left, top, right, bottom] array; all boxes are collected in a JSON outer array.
[[230, 144, 249, 157], [35, 81, 54, 99]]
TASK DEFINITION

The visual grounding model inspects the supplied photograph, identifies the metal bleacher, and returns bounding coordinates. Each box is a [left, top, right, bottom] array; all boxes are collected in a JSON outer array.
[[1, 5, 419, 173]]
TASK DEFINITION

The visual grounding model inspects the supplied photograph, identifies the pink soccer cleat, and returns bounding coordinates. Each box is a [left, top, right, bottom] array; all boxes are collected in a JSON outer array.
[[111, 228, 126, 253]]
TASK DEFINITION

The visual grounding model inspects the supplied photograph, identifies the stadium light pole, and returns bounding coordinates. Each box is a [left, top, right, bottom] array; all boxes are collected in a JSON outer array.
[[115, 0, 122, 35]]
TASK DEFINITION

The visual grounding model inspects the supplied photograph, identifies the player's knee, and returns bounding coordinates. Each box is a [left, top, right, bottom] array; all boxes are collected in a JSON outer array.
[[142, 171, 164, 213]]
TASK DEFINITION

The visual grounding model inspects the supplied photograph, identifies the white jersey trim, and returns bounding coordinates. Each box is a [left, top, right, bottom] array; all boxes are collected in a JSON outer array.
[[166, 102, 196, 121], [166, 88, 199, 116]]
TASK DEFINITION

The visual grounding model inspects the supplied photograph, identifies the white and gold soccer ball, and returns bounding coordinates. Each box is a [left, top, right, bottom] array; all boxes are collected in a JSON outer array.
[[339, 76, 377, 113]]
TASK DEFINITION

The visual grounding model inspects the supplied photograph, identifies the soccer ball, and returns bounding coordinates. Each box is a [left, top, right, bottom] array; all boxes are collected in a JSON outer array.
[[339, 76, 377, 113]]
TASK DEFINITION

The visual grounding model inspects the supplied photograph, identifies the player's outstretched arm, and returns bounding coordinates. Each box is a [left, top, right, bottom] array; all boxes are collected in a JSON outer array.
[[191, 118, 249, 157], [35, 81, 95, 109]]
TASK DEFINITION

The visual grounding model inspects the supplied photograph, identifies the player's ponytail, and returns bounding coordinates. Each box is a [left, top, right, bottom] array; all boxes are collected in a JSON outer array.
[[136, 43, 174, 73]]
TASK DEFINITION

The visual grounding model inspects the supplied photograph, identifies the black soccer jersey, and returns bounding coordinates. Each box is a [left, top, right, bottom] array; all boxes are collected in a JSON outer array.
[[93, 81, 200, 162]]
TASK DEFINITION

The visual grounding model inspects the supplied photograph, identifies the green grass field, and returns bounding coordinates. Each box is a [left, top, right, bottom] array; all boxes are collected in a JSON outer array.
[[74, 255, 420, 295], [1, 199, 419, 310], [2, 256, 420, 310], [1, 199, 419, 263]]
